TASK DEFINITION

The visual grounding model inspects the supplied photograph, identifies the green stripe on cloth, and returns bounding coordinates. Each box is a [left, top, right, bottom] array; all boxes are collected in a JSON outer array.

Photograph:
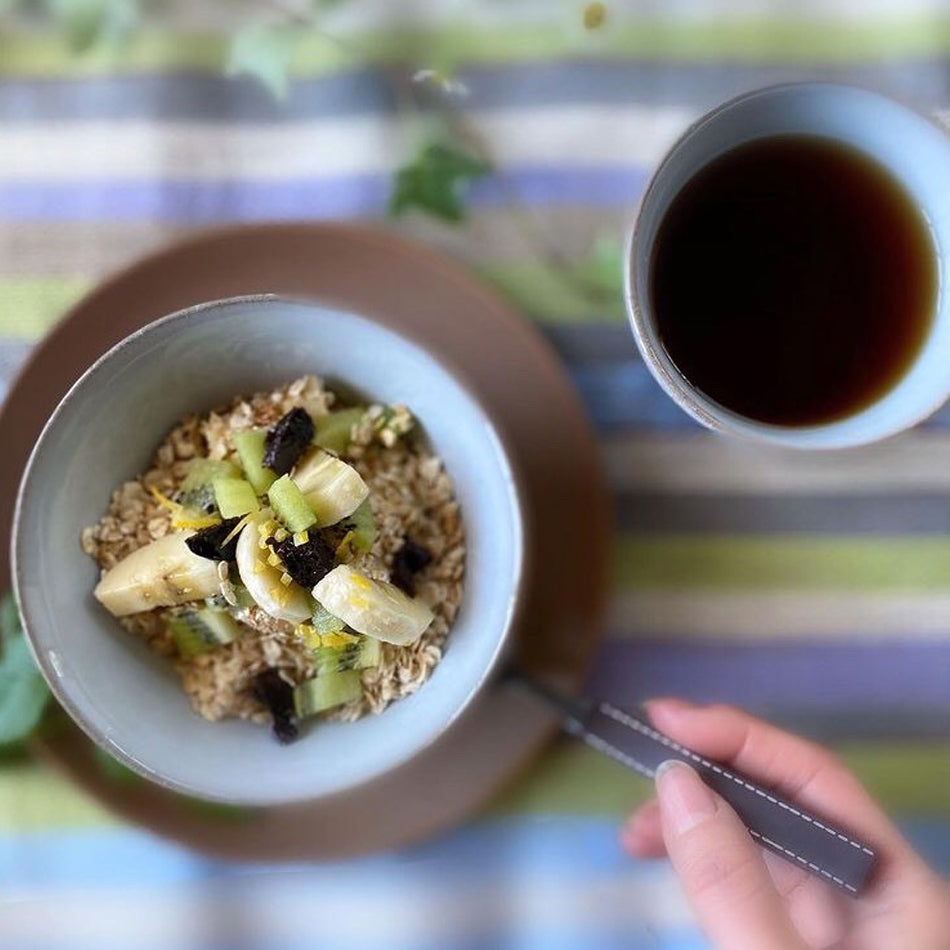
[[5, 17, 950, 78], [477, 263, 626, 323], [0, 737, 947, 831], [615, 536, 950, 591], [0, 762, 115, 829], [0, 271, 619, 332], [492, 740, 950, 817], [0, 278, 89, 340]]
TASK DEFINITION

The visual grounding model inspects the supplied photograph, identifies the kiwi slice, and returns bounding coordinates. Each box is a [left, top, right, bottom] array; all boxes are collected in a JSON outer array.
[[268, 474, 317, 533], [313, 407, 365, 455], [212, 477, 260, 519], [181, 458, 240, 493], [167, 608, 241, 658], [293, 669, 362, 717], [313, 637, 381, 674], [175, 459, 240, 513], [347, 499, 377, 553], [233, 429, 278, 495]]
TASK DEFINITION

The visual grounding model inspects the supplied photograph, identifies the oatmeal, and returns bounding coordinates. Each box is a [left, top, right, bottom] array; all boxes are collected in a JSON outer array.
[[82, 376, 465, 742]]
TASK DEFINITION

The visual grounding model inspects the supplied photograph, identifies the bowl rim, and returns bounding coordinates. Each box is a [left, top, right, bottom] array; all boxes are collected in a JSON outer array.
[[12, 293, 528, 804]]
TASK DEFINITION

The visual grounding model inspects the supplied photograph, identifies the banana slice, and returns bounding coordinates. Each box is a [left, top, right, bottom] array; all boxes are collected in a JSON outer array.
[[292, 449, 368, 527], [235, 512, 311, 623], [313, 564, 434, 645], [94, 533, 221, 617]]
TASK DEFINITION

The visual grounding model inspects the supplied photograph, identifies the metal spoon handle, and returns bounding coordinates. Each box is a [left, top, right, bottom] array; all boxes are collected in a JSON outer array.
[[513, 676, 877, 897]]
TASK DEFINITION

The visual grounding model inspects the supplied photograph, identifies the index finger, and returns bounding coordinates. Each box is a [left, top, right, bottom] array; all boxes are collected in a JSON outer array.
[[644, 699, 923, 882]]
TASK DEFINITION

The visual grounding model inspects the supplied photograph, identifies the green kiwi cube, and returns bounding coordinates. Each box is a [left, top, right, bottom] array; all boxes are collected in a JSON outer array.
[[293, 669, 362, 717], [348, 499, 377, 553], [313, 407, 365, 455], [268, 474, 317, 533], [213, 477, 260, 518], [197, 607, 241, 644], [167, 608, 241, 658], [357, 636, 381, 669], [233, 428, 277, 494], [313, 645, 358, 674], [167, 615, 210, 658], [181, 458, 240, 493], [313, 637, 380, 675]]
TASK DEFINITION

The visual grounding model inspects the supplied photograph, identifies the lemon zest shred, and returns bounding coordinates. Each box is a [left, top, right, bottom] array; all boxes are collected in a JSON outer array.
[[335, 530, 356, 562], [223, 513, 251, 545], [172, 514, 221, 530], [149, 485, 180, 513]]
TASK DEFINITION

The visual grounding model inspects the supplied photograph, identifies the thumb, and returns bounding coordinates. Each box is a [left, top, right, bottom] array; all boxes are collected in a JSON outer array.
[[656, 760, 807, 950]]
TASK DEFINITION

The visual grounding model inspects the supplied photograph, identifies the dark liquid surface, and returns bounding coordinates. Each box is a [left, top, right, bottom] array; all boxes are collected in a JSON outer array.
[[649, 135, 937, 426]]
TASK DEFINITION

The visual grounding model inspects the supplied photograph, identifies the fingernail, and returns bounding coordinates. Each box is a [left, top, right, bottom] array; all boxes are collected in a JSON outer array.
[[643, 697, 695, 722], [655, 760, 717, 835]]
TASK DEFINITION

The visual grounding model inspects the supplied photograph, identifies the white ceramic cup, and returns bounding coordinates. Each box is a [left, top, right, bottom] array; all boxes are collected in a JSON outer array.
[[625, 83, 950, 449]]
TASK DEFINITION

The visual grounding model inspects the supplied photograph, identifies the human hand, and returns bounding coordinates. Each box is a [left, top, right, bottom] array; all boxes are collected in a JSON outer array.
[[620, 700, 950, 950]]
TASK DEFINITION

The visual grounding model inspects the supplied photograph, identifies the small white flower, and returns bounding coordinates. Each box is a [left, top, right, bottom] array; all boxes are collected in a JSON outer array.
[[412, 69, 469, 98]]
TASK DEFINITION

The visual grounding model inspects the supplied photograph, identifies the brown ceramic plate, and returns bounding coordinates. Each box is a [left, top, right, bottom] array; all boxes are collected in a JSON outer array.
[[2, 223, 610, 860]]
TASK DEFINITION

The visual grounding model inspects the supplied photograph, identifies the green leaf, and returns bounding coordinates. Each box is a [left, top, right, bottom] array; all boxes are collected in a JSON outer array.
[[572, 235, 624, 301], [389, 143, 490, 223], [47, 0, 139, 54], [0, 592, 50, 747], [226, 23, 300, 100]]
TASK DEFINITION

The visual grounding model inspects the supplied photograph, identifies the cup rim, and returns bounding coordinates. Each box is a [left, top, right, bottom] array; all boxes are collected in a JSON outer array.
[[12, 293, 528, 804], [624, 80, 950, 450]]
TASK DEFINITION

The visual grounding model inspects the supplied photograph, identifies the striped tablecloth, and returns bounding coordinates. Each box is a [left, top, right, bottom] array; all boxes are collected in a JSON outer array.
[[3, 3, 950, 948]]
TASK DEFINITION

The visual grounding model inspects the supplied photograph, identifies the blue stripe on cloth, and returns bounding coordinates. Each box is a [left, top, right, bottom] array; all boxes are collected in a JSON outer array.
[[591, 639, 950, 718], [5, 62, 950, 121], [0, 820, 689, 950], [568, 363, 696, 430], [567, 361, 950, 432], [2, 937, 705, 950], [4, 817, 949, 889], [0, 169, 647, 221], [0, 338, 32, 375], [2, 819, 950, 950], [0, 818, 632, 889]]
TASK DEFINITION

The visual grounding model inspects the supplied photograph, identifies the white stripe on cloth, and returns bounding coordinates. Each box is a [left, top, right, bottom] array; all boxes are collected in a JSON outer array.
[[609, 590, 950, 639], [604, 432, 950, 494], [0, 107, 691, 181], [0, 870, 694, 947]]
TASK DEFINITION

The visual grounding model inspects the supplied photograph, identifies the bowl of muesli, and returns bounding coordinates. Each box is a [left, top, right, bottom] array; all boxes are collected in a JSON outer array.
[[12, 295, 524, 805]]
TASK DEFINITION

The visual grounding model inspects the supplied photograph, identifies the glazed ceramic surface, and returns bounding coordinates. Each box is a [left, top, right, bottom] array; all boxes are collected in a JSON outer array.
[[627, 83, 950, 448], [14, 295, 524, 805]]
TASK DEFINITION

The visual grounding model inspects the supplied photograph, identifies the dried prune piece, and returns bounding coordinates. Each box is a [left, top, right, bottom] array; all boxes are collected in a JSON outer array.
[[267, 533, 336, 588], [263, 408, 314, 476], [184, 517, 243, 562], [391, 539, 433, 597], [252, 669, 298, 744]]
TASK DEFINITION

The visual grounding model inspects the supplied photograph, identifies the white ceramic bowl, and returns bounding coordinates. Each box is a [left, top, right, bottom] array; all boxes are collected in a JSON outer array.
[[12, 296, 524, 805]]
